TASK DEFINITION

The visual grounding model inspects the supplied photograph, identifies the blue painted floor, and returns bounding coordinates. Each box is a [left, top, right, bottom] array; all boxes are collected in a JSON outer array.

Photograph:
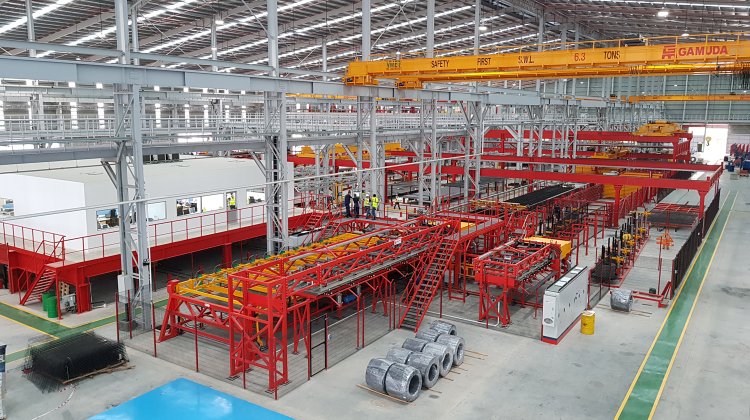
[[89, 378, 293, 420]]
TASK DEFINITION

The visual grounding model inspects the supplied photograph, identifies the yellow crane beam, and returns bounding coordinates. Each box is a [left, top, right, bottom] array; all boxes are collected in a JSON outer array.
[[628, 94, 750, 102], [345, 34, 750, 89]]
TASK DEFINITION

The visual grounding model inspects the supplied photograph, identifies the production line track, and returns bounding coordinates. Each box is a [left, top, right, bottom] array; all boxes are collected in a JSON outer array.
[[506, 185, 576, 207]]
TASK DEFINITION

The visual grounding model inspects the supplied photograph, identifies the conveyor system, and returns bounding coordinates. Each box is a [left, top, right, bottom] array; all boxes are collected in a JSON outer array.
[[505, 185, 577, 209]]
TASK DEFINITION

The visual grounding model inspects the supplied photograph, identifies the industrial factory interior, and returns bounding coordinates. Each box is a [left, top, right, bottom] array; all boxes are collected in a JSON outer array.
[[0, 0, 749, 419]]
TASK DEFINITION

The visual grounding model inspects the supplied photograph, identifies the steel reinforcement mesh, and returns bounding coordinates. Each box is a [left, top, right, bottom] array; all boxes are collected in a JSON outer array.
[[24, 333, 128, 392], [648, 211, 699, 228]]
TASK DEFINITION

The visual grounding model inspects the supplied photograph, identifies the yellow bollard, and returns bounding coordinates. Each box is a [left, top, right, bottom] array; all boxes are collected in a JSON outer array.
[[581, 310, 595, 335]]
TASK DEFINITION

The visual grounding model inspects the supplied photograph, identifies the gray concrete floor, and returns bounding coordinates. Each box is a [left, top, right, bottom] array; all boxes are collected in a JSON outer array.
[[654, 183, 750, 419], [3, 175, 749, 420]]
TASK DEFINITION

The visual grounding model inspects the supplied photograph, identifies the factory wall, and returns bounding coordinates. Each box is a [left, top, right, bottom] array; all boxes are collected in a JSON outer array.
[[0, 173, 88, 241], [2, 158, 293, 252]]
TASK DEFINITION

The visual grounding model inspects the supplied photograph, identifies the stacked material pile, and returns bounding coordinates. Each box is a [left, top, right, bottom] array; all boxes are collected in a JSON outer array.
[[364, 320, 465, 402]]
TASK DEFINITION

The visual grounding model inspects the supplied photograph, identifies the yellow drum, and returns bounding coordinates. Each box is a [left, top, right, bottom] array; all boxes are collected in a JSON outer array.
[[581, 310, 595, 335]]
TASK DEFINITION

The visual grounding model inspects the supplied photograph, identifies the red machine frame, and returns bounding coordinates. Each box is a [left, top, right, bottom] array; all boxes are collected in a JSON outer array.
[[158, 217, 457, 392], [474, 239, 563, 327]]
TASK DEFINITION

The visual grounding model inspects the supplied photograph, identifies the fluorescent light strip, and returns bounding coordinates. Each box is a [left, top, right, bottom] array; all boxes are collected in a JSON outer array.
[[36, 0, 204, 58], [290, 25, 531, 77], [0, 0, 75, 35], [179, 2, 472, 70], [289, 10, 498, 69], [587, 0, 748, 9]]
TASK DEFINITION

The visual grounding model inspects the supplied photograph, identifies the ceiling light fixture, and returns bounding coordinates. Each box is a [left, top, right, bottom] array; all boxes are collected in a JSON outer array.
[[479, 25, 488, 31], [657, 9, 669, 17], [681, 32, 689, 37], [215, 19, 225, 25]]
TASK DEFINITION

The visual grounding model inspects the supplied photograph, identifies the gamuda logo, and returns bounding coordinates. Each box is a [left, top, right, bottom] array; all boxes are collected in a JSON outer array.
[[662, 45, 729, 59]]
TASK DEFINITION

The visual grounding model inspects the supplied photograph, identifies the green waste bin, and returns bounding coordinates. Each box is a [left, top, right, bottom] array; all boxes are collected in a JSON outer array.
[[46, 296, 58, 318], [42, 291, 54, 311]]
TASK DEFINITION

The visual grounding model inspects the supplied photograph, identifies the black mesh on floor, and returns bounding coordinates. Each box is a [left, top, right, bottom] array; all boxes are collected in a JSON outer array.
[[590, 262, 618, 284], [23, 333, 128, 392]]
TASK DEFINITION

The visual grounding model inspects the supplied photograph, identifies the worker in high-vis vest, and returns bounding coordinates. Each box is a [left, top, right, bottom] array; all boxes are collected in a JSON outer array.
[[371, 194, 379, 220], [228, 194, 236, 210], [363, 195, 371, 218]]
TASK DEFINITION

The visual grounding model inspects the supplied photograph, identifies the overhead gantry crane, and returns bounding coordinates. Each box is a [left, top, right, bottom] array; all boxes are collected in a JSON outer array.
[[345, 33, 750, 89]]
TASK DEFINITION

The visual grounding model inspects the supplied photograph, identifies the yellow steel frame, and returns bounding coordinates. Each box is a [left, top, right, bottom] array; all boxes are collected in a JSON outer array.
[[629, 94, 750, 102], [345, 33, 750, 88], [174, 233, 379, 304]]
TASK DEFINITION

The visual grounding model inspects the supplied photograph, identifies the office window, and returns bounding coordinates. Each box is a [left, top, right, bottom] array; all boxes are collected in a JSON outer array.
[[247, 190, 264, 204], [96, 208, 119, 230], [147, 202, 167, 221], [201, 194, 224, 212], [0, 197, 13, 216], [176, 198, 200, 216]]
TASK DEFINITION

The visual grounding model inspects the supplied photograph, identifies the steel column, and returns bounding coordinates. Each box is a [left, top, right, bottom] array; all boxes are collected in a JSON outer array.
[[536, 12, 544, 92], [267, 0, 279, 76], [114, 0, 130, 65], [131, 6, 140, 65], [362, 0, 371, 60], [418, 98, 436, 206], [426, 0, 435, 58], [369, 97, 384, 201], [112, 83, 153, 328], [474, 0, 481, 55], [264, 92, 289, 255], [211, 20, 218, 72], [25, 0, 35, 57], [321, 38, 328, 81]]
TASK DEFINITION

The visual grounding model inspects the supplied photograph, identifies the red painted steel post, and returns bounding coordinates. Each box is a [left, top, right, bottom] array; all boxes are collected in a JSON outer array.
[[222, 243, 232, 268], [612, 185, 622, 227], [152, 303, 157, 357], [194, 319, 199, 372], [242, 326, 247, 389]]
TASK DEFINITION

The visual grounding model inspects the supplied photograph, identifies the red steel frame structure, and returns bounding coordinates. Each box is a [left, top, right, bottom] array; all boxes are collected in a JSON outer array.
[[484, 129, 693, 162], [158, 217, 457, 392], [474, 239, 563, 327]]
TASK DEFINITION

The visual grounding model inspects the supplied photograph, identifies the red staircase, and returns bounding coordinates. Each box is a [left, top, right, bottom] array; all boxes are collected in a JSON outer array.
[[304, 212, 324, 230], [20, 267, 56, 305], [19, 238, 63, 306], [399, 238, 458, 331], [315, 218, 346, 242]]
